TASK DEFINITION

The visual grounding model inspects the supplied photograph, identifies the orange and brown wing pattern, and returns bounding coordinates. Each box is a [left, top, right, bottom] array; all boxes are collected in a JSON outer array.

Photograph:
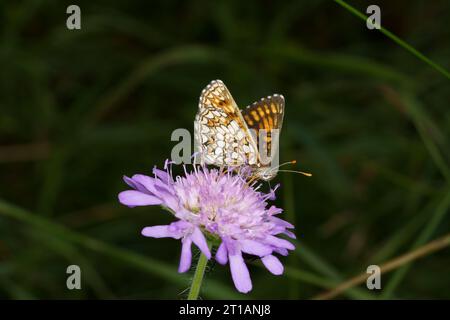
[[241, 94, 285, 164], [195, 80, 258, 166]]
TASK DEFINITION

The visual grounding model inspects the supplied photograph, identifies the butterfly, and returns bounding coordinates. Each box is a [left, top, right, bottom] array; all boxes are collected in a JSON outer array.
[[194, 79, 286, 181]]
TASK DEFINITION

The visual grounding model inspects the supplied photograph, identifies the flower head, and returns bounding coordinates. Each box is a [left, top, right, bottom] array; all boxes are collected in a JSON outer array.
[[118, 160, 295, 293]]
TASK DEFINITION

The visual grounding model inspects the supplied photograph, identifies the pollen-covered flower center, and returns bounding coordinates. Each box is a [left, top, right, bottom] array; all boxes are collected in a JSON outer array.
[[120, 159, 295, 295], [173, 169, 271, 240]]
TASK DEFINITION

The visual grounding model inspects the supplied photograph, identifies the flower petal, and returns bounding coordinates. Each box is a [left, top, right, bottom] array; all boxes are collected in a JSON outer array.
[[153, 167, 171, 182], [240, 240, 272, 257], [262, 255, 284, 275], [153, 178, 175, 196], [215, 242, 228, 265], [178, 237, 192, 273], [123, 176, 142, 191], [229, 252, 252, 293], [270, 216, 294, 229], [266, 235, 295, 250], [141, 225, 179, 238], [191, 228, 211, 259], [118, 190, 162, 207], [274, 248, 288, 256], [283, 230, 296, 239], [131, 174, 158, 194], [267, 205, 283, 216]]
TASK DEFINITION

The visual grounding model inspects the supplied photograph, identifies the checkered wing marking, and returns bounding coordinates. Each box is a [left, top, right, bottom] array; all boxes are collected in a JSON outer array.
[[195, 80, 258, 166], [241, 94, 285, 164]]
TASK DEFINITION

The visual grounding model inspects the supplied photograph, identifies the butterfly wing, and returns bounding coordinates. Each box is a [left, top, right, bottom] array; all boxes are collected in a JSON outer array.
[[241, 94, 285, 168], [195, 80, 259, 166]]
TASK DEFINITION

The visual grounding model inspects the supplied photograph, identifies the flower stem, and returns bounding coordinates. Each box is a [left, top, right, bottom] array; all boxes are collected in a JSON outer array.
[[314, 231, 450, 300], [187, 245, 211, 300], [333, 0, 450, 80]]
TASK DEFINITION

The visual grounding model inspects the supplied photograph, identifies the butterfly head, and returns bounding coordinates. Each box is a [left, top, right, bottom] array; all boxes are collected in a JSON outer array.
[[253, 166, 278, 181], [251, 160, 312, 182]]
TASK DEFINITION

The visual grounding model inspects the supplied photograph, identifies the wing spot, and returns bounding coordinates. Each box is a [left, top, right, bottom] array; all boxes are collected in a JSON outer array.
[[271, 103, 277, 113], [268, 115, 274, 128], [263, 117, 269, 129], [215, 147, 223, 156], [251, 111, 260, 121], [244, 115, 254, 126], [257, 107, 265, 117]]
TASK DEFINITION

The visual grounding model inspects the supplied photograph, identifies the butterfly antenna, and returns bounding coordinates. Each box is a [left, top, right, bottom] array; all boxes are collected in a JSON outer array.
[[267, 160, 297, 173], [278, 169, 312, 177], [271, 160, 312, 177]]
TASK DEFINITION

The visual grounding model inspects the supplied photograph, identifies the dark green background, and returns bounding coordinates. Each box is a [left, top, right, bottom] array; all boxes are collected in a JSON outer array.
[[1, 0, 449, 299]]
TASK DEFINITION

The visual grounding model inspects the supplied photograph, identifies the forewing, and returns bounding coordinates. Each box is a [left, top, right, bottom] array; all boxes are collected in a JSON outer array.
[[195, 80, 258, 166]]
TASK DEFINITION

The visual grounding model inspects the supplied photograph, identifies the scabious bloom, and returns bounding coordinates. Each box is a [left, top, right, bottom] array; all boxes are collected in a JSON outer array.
[[118, 160, 296, 293]]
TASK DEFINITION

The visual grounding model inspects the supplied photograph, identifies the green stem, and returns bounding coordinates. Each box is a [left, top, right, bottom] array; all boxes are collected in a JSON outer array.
[[333, 0, 450, 80], [187, 245, 211, 300]]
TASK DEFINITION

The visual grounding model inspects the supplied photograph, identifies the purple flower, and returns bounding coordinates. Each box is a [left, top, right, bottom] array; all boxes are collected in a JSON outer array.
[[118, 161, 296, 293]]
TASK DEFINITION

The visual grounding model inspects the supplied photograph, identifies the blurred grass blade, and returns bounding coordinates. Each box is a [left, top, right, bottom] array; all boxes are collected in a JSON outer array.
[[33, 231, 115, 298], [267, 44, 409, 84], [89, 45, 223, 124], [381, 189, 450, 298], [0, 198, 241, 299], [284, 266, 337, 289], [293, 240, 373, 299], [400, 93, 450, 183], [315, 231, 450, 300], [333, 0, 450, 80], [283, 147, 300, 299]]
